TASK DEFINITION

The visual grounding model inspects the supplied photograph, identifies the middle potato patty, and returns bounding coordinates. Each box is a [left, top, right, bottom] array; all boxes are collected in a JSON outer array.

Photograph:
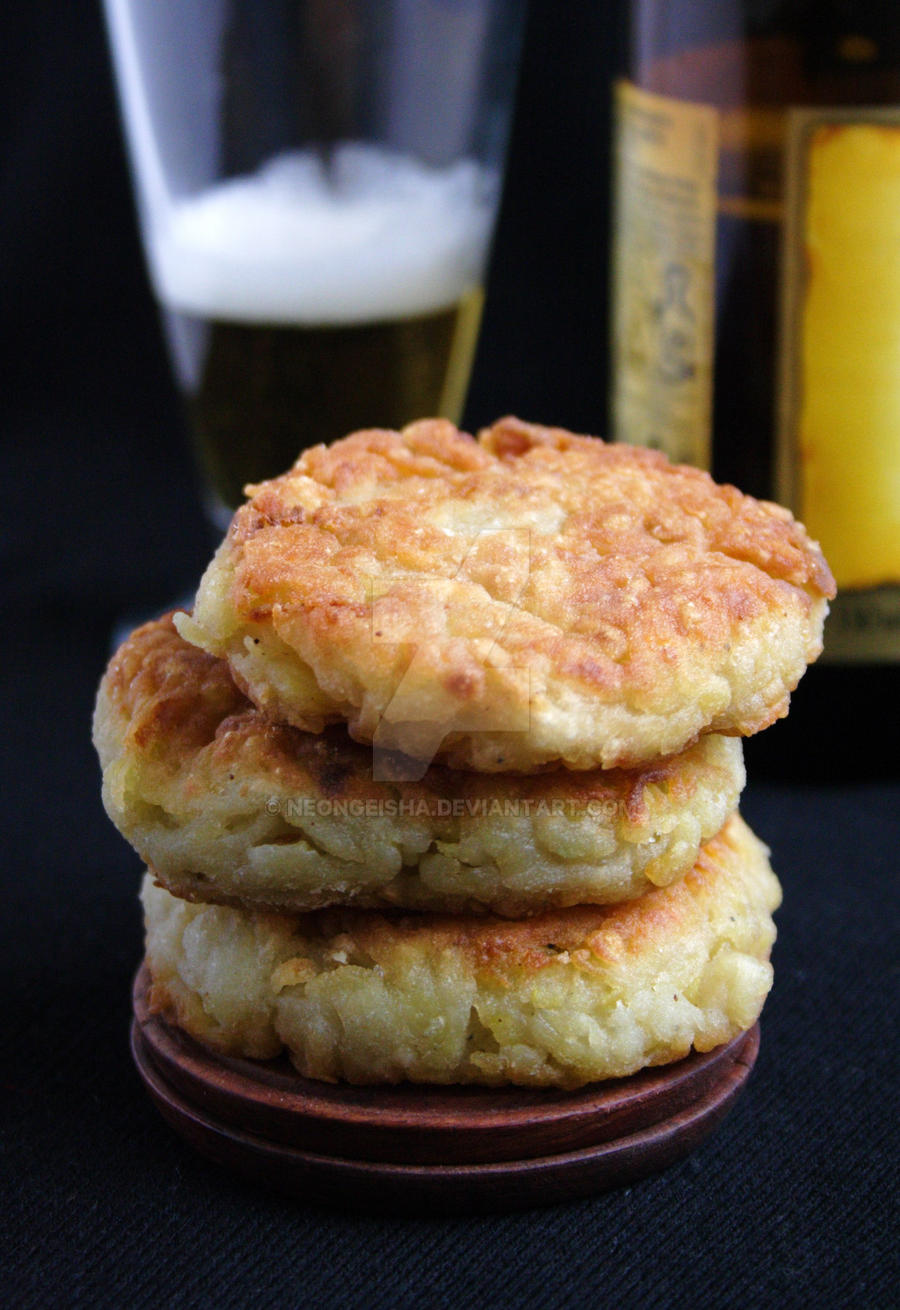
[[95, 615, 745, 917]]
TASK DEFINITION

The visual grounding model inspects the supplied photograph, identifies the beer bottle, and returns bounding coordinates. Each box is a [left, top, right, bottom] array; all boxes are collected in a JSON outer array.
[[610, 0, 900, 778]]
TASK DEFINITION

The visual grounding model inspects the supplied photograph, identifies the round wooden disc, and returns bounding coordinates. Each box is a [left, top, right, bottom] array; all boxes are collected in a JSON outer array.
[[132, 964, 760, 1211]]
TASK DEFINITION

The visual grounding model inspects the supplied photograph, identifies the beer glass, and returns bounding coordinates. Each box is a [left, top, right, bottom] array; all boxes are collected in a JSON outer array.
[[104, 0, 524, 527]]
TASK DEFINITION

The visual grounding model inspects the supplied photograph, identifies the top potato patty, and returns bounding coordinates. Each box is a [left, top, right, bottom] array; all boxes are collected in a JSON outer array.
[[178, 417, 835, 771]]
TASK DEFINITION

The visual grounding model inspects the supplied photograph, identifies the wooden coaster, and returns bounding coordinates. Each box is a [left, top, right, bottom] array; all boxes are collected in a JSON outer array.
[[131, 964, 759, 1211]]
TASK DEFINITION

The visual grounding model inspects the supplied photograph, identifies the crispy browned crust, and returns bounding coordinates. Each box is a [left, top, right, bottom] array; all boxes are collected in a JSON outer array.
[[180, 417, 835, 770], [96, 610, 248, 759]]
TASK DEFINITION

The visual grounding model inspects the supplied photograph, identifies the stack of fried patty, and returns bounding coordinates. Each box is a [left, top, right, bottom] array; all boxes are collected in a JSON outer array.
[[94, 418, 835, 1088]]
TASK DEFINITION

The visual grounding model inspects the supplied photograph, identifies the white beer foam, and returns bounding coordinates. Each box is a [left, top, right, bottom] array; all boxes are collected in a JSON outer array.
[[149, 144, 497, 325]]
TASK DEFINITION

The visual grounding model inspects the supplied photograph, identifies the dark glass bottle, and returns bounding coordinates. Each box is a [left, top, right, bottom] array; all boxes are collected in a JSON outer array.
[[610, 0, 900, 778]]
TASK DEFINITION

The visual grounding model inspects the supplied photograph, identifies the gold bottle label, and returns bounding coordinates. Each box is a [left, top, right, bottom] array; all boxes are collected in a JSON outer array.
[[778, 109, 900, 661], [611, 80, 718, 467]]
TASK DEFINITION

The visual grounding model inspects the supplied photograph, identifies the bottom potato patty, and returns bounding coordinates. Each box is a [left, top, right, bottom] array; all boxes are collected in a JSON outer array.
[[143, 813, 779, 1089]]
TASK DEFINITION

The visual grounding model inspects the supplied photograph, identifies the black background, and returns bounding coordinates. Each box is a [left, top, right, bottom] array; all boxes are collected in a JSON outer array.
[[2, 3, 896, 1307]]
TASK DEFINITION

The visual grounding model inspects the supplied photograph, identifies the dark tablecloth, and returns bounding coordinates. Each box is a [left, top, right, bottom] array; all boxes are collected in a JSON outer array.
[[2, 5, 896, 1306]]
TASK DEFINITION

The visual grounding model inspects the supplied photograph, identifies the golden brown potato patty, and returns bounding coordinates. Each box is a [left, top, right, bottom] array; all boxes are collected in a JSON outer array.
[[142, 813, 780, 1088], [177, 416, 834, 772], [95, 615, 746, 915]]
